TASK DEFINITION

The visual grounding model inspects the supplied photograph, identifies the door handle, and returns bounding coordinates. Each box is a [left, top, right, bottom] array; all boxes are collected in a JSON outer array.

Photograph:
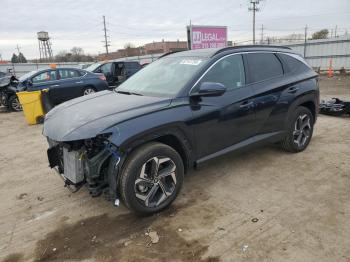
[[240, 101, 254, 108], [287, 87, 299, 93], [75, 81, 83, 84], [50, 84, 60, 87]]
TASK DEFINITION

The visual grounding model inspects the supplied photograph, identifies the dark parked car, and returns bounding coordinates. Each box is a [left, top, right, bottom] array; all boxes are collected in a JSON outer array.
[[86, 61, 141, 86], [16, 68, 109, 105], [43, 46, 319, 215], [0, 76, 23, 111]]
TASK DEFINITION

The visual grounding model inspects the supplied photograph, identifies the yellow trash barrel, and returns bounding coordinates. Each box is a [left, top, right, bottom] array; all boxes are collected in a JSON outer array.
[[17, 90, 45, 125]]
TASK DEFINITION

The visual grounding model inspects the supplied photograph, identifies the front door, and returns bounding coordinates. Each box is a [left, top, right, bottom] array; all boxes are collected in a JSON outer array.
[[100, 62, 114, 86], [30, 69, 59, 93], [190, 54, 256, 159]]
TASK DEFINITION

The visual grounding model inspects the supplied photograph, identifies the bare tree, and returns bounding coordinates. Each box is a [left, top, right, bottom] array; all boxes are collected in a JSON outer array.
[[311, 29, 329, 40], [124, 42, 135, 49], [54, 48, 94, 62]]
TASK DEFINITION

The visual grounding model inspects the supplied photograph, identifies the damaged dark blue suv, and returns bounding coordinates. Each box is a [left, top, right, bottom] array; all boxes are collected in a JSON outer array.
[[43, 46, 319, 215]]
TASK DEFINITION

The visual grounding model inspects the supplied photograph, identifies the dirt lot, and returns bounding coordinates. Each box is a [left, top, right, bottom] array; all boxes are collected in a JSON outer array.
[[0, 75, 349, 262]]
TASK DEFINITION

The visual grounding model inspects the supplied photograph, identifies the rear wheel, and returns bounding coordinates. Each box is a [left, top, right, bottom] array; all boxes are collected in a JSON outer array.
[[120, 142, 184, 215], [9, 95, 22, 112], [281, 106, 314, 152], [83, 87, 96, 96]]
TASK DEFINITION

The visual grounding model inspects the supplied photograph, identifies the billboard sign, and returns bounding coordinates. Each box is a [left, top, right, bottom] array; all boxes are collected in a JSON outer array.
[[187, 25, 227, 50]]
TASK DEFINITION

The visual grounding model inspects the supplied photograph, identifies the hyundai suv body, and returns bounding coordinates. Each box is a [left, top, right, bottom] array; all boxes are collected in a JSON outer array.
[[43, 46, 319, 215]]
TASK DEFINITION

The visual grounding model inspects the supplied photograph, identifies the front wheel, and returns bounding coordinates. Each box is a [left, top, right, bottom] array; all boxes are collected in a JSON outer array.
[[280, 106, 314, 152], [0, 92, 7, 106], [119, 142, 184, 215], [9, 95, 22, 112]]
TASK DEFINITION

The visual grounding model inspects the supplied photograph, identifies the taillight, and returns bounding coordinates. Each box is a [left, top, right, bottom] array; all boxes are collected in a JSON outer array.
[[99, 74, 106, 81]]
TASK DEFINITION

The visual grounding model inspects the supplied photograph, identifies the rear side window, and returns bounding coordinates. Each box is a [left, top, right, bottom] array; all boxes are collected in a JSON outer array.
[[246, 53, 283, 83], [78, 70, 87, 76], [58, 69, 80, 79], [125, 62, 140, 69], [199, 54, 245, 90], [278, 53, 310, 73]]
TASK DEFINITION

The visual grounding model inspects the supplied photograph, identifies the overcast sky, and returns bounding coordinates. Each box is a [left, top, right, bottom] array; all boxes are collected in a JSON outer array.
[[1, 0, 349, 60]]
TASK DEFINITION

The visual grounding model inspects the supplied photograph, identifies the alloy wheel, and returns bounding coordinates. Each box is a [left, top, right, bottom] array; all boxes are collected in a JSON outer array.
[[11, 98, 22, 111], [293, 114, 311, 148], [134, 156, 177, 208], [1, 94, 7, 106], [83, 88, 95, 95]]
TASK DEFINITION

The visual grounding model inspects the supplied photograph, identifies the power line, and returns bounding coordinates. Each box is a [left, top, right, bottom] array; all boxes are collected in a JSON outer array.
[[248, 0, 261, 44], [102, 15, 111, 54]]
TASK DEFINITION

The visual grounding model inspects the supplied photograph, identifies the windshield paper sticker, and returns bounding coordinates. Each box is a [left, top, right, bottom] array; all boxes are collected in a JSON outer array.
[[180, 59, 202, 66]]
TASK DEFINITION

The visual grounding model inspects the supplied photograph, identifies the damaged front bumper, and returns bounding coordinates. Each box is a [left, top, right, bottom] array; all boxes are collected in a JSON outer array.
[[47, 137, 122, 201]]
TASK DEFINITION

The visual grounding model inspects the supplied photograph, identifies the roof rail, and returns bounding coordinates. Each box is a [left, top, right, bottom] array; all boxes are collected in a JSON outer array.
[[212, 45, 291, 56], [157, 50, 182, 59]]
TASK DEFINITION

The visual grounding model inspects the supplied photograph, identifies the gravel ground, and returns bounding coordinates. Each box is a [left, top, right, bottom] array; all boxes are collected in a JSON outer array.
[[0, 75, 349, 262]]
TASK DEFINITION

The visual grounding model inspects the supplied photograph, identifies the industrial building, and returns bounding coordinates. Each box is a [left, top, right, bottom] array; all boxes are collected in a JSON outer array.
[[96, 40, 187, 61]]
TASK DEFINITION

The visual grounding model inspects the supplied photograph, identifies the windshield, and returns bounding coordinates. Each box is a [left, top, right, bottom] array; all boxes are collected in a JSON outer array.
[[18, 70, 38, 81], [85, 63, 102, 72], [116, 56, 208, 97]]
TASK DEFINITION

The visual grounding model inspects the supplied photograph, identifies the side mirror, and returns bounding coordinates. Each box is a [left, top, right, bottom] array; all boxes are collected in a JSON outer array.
[[191, 82, 226, 97]]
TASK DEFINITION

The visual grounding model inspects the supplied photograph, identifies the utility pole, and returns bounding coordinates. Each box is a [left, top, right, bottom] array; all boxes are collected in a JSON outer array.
[[303, 25, 308, 58], [102, 15, 110, 55], [249, 0, 260, 45], [260, 24, 264, 44], [334, 25, 338, 38]]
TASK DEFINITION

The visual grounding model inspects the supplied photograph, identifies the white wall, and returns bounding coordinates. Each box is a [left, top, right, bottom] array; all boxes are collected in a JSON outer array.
[[283, 36, 350, 70]]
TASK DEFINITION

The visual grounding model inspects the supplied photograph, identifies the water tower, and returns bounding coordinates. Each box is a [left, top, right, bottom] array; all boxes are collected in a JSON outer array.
[[37, 31, 53, 61]]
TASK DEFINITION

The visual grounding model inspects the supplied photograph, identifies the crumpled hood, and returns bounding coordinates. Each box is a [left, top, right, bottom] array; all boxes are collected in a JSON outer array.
[[43, 90, 171, 141]]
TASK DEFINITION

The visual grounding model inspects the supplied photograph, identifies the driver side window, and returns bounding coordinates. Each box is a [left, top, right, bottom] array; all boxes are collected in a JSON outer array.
[[100, 63, 112, 75], [199, 55, 245, 91], [32, 71, 57, 83]]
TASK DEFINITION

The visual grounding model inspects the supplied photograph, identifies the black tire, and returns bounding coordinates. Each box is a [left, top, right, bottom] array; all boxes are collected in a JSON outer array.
[[280, 106, 314, 153], [120, 142, 184, 216], [8, 95, 22, 112], [0, 92, 7, 107]]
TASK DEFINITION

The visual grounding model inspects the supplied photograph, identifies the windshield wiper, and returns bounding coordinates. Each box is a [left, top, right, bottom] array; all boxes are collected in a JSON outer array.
[[115, 90, 143, 96]]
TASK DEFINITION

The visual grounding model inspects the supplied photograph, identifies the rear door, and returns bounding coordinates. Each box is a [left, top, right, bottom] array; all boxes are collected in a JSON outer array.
[[244, 52, 286, 135], [55, 69, 84, 103], [191, 54, 256, 158]]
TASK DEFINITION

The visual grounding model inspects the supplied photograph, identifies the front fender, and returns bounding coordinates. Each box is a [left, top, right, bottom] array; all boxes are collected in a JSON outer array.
[[105, 98, 195, 161]]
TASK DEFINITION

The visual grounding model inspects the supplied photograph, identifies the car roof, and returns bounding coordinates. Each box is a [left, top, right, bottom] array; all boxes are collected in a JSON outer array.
[[30, 67, 83, 73], [108, 60, 140, 63], [166, 45, 296, 59]]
